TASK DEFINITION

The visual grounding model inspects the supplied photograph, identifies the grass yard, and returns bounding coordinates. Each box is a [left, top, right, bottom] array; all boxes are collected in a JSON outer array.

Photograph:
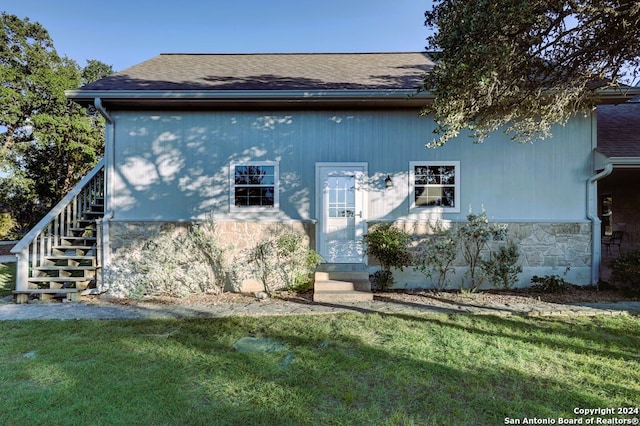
[[0, 313, 639, 426], [0, 262, 15, 297]]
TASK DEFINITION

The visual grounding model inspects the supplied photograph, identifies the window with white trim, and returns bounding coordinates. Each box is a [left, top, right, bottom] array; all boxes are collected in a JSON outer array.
[[410, 161, 460, 212], [230, 161, 279, 211]]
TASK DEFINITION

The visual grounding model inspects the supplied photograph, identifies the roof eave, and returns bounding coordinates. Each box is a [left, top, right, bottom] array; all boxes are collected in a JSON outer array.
[[594, 87, 640, 104], [65, 89, 432, 108]]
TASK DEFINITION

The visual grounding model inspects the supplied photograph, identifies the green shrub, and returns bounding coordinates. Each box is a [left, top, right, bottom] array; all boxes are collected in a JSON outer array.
[[241, 229, 321, 295], [364, 223, 412, 290], [414, 228, 458, 289], [457, 211, 508, 291], [609, 249, 640, 295], [481, 241, 522, 290], [372, 270, 394, 291], [104, 217, 229, 299], [0, 212, 16, 239], [530, 275, 569, 293]]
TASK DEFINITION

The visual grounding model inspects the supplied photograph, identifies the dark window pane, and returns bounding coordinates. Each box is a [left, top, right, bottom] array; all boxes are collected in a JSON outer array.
[[442, 166, 456, 184], [248, 196, 262, 206], [234, 164, 276, 207], [442, 188, 455, 207], [234, 187, 248, 206], [261, 187, 274, 206]]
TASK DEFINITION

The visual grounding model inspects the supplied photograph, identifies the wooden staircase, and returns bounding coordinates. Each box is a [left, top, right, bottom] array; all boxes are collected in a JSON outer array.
[[313, 264, 373, 303], [29, 198, 103, 291], [12, 161, 105, 303]]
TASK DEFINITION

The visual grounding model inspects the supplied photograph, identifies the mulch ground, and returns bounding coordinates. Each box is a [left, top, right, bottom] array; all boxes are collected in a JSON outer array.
[[92, 285, 638, 308]]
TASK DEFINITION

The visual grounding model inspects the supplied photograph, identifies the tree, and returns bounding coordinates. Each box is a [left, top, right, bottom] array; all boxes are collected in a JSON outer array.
[[422, 0, 640, 147], [0, 13, 112, 235]]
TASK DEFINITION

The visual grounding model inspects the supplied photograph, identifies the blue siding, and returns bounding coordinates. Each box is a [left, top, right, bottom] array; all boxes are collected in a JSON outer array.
[[110, 110, 593, 222]]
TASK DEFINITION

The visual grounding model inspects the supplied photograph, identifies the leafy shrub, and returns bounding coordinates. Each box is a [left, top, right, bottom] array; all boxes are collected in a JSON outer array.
[[481, 241, 522, 289], [240, 229, 321, 296], [364, 223, 412, 290], [414, 228, 458, 289], [457, 211, 508, 291], [371, 270, 394, 291], [609, 249, 640, 295], [530, 275, 569, 293], [0, 212, 16, 239], [104, 218, 229, 299]]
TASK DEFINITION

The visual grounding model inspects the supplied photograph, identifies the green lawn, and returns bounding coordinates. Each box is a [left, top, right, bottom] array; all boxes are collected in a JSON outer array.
[[0, 262, 15, 297], [0, 313, 638, 425]]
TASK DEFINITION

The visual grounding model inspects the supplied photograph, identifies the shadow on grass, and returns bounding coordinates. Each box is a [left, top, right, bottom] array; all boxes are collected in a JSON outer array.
[[334, 294, 640, 362], [1, 311, 638, 425]]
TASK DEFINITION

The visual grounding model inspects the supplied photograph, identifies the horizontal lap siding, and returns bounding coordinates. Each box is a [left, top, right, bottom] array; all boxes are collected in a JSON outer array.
[[111, 110, 593, 222]]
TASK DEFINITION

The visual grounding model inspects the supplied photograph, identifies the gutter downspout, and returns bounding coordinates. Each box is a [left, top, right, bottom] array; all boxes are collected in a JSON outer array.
[[587, 160, 613, 285], [94, 98, 114, 291]]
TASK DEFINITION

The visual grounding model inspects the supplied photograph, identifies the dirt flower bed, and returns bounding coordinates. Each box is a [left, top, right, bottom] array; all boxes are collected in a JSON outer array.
[[375, 286, 638, 307], [88, 285, 638, 308]]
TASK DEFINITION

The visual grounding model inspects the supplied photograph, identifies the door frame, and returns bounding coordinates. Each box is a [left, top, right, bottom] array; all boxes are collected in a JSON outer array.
[[315, 162, 368, 263]]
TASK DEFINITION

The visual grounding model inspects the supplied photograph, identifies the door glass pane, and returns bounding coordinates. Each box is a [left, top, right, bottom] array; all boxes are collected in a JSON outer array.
[[327, 176, 355, 218], [326, 175, 356, 241]]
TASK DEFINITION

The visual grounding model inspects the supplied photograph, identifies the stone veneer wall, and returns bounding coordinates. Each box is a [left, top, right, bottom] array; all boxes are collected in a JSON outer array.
[[109, 220, 316, 265], [389, 221, 593, 288], [108, 220, 316, 293], [106, 219, 592, 290]]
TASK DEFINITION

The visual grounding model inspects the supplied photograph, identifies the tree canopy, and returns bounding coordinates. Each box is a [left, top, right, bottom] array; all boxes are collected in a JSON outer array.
[[0, 12, 112, 236], [422, 0, 640, 147]]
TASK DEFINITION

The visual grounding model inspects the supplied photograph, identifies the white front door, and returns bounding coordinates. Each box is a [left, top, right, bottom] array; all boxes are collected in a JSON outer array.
[[317, 163, 367, 263]]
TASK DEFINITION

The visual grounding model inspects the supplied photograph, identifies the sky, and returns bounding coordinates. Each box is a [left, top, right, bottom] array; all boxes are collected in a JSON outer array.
[[4, 0, 431, 72]]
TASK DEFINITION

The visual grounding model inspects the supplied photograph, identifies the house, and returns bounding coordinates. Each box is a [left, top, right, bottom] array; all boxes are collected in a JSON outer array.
[[11, 52, 640, 301], [594, 102, 640, 278]]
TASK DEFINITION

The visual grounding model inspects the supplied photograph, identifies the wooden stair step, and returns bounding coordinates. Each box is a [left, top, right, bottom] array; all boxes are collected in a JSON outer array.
[[45, 255, 95, 260], [53, 245, 94, 250], [69, 227, 97, 236], [82, 212, 103, 219], [59, 238, 97, 246], [43, 256, 97, 267], [14, 288, 80, 304], [33, 269, 96, 278], [60, 235, 97, 240], [28, 276, 93, 283], [76, 220, 98, 227], [35, 265, 96, 271]]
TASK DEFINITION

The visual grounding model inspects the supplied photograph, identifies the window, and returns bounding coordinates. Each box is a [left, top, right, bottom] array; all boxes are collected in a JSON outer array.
[[410, 161, 460, 212], [230, 162, 279, 211]]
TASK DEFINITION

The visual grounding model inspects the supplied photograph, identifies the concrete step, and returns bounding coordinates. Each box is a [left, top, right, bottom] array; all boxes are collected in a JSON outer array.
[[314, 271, 369, 282], [314, 279, 371, 292], [313, 267, 372, 303], [316, 263, 367, 272], [313, 290, 373, 303]]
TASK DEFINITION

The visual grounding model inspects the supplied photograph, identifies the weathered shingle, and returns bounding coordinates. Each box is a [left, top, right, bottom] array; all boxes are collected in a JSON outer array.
[[597, 103, 640, 158], [80, 52, 434, 91]]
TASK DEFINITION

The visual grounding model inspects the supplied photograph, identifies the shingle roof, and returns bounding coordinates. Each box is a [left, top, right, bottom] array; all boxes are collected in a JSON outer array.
[[597, 103, 640, 158], [79, 52, 434, 91]]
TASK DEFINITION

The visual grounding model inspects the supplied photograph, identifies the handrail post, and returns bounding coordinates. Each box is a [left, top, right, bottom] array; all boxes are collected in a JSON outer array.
[[15, 248, 29, 291]]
